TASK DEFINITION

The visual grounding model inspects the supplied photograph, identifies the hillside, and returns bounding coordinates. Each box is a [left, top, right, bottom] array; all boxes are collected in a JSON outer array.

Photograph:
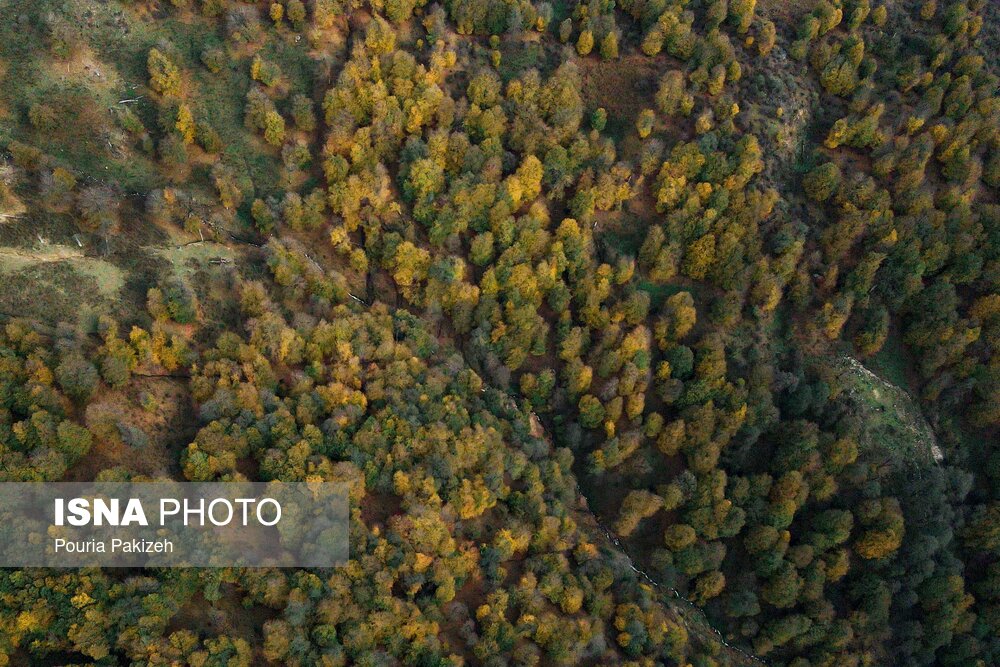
[[0, 1, 999, 666]]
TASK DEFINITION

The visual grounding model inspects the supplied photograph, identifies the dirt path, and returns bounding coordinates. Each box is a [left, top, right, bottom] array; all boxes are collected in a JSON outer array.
[[0, 245, 86, 263]]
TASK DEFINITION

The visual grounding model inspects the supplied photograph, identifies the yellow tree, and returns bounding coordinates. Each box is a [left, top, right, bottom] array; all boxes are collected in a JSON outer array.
[[148, 48, 181, 97], [175, 104, 196, 144]]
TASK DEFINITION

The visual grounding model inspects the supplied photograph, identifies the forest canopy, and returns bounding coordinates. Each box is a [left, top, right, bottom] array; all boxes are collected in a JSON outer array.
[[0, 0, 998, 665]]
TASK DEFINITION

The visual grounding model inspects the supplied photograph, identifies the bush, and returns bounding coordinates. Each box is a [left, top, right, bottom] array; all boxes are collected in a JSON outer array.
[[201, 47, 227, 73]]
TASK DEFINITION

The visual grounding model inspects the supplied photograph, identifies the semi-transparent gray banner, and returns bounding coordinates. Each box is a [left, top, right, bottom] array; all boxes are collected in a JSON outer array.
[[0, 482, 348, 567]]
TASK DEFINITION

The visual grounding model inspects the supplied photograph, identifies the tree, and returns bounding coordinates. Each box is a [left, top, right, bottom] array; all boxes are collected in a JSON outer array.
[[847, 0, 871, 29], [263, 110, 286, 145], [758, 20, 776, 56], [175, 104, 196, 143], [212, 163, 244, 209], [251, 56, 281, 87], [535, 3, 553, 31], [820, 57, 859, 97], [201, 46, 226, 72], [656, 71, 686, 116], [287, 0, 306, 29], [807, 509, 854, 550], [564, 358, 593, 395], [148, 48, 181, 96], [694, 570, 726, 604], [855, 498, 905, 560], [365, 15, 397, 55], [250, 199, 277, 234], [56, 354, 99, 402], [664, 524, 697, 551], [616, 490, 663, 536], [576, 29, 594, 56], [559, 18, 572, 43], [657, 292, 698, 343], [706, 0, 728, 28], [600, 31, 619, 60], [196, 120, 222, 152], [270, 2, 283, 23], [636, 109, 655, 139], [390, 240, 431, 288], [815, 0, 843, 34], [803, 162, 842, 201], [730, 0, 757, 34], [158, 134, 189, 176], [641, 25, 665, 56], [290, 93, 315, 131], [761, 560, 803, 608], [854, 304, 889, 355], [683, 234, 717, 280], [148, 280, 198, 324], [77, 186, 119, 235], [579, 394, 605, 428], [40, 167, 76, 210], [964, 504, 1000, 552], [55, 420, 93, 464]]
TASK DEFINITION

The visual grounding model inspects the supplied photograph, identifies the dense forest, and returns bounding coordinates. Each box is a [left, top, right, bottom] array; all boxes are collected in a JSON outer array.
[[0, 0, 998, 664]]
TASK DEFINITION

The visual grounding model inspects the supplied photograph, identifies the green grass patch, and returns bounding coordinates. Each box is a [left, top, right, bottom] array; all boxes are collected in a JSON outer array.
[[155, 241, 236, 277], [0, 250, 123, 322], [0, 0, 300, 194], [0, 245, 124, 295], [636, 281, 688, 309], [834, 356, 941, 467]]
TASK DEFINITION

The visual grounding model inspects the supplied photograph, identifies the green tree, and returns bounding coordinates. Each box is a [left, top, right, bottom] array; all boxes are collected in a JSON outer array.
[[579, 394, 605, 428], [263, 110, 286, 145], [56, 354, 99, 402], [803, 162, 842, 201], [600, 31, 619, 60]]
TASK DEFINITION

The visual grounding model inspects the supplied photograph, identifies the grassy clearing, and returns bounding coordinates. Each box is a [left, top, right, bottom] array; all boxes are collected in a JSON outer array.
[[154, 241, 237, 277], [579, 55, 661, 140], [67, 377, 196, 481], [0, 0, 297, 194], [0, 253, 123, 323], [0, 244, 124, 293], [834, 356, 942, 466], [0, 0, 161, 188], [0, 244, 125, 327]]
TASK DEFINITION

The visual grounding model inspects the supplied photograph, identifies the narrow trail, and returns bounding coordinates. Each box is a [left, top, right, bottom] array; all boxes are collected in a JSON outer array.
[[0, 246, 85, 262], [589, 514, 766, 666], [7, 218, 766, 664]]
